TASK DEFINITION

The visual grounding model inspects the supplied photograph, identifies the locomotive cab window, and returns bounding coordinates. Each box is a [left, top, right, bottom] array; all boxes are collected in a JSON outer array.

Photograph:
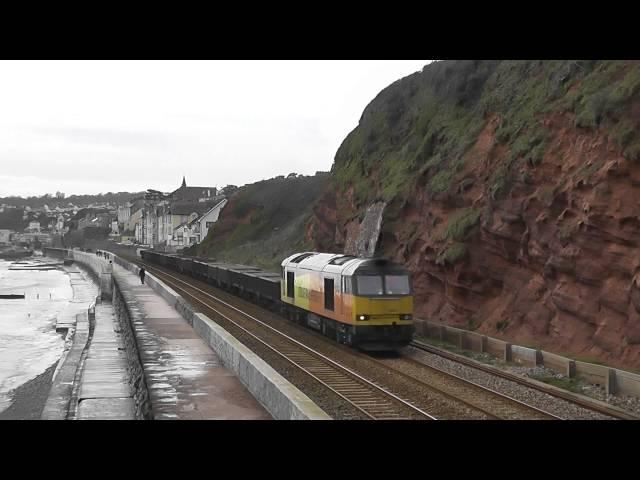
[[385, 275, 410, 295], [342, 276, 353, 294], [287, 271, 295, 298], [356, 275, 384, 296], [324, 278, 334, 311]]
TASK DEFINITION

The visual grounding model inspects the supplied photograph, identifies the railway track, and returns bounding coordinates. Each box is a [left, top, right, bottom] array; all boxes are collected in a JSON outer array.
[[133, 259, 570, 419], [357, 353, 561, 420], [106, 247, 640, 420], [410, 339, 638, 420], [136, 261, 436, 420]]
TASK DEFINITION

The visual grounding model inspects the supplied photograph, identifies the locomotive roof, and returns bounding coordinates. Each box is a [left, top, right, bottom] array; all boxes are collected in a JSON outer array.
[[282, 252, 407, 275]]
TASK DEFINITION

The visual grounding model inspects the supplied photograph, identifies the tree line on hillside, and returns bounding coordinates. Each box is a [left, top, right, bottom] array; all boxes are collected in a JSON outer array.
[[0, 191, 144, 209]]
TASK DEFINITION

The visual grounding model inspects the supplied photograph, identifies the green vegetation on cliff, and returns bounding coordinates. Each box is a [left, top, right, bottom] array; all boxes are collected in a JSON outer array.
[[332, 60, 640, 209], [327, 60, 640, 265], [191, 173, 329, 271]]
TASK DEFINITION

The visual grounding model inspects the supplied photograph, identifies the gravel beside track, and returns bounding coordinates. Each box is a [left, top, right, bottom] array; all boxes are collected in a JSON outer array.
[[403, 345, 617, 420], [370, 355, 558, 419]]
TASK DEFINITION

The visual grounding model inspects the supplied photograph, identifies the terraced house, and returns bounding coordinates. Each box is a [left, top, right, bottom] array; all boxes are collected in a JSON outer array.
[[133, 177, 225, 250]]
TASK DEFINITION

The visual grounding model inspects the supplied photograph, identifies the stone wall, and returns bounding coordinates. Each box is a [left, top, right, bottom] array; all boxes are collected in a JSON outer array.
[[111, 278, 152, 420], [45, 246, 151, 419]]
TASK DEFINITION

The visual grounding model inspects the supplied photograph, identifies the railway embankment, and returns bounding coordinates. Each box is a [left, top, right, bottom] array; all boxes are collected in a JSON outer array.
[[415, 319, 640, 413]]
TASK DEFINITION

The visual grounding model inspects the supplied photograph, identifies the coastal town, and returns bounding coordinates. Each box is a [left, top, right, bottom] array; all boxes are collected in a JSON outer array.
[[0, 176, 231, 258]]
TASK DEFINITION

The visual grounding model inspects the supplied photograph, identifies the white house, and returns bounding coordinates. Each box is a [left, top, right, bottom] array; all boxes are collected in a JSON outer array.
[[168, 212, 200, 248], [135, 222, 143, 244], [198, 198, 228, 240], [0, 229, 13, 244], [26, 221, 41, 233], [117, 202, 131, 228], [128, 208, 143, 238], [166, 198, 227, 250]]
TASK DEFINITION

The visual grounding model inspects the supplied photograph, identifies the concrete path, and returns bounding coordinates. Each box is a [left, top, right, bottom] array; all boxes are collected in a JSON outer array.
[[76, 304, 135, 420], [111, 263, 270, 419]]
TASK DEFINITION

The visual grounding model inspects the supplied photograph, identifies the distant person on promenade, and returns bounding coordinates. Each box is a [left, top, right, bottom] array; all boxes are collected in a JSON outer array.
[[139, 267, 146, 285]]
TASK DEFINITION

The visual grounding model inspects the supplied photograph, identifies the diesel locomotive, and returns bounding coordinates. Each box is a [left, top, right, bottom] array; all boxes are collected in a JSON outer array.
[[140, 250, 415, 351]]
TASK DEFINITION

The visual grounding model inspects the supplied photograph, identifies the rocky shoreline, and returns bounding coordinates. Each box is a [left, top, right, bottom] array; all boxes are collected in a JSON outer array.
[[0, 362, 59, 420]]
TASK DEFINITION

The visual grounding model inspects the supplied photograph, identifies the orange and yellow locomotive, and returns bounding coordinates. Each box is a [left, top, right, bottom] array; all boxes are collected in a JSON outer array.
[[281, 252, 414, 350]]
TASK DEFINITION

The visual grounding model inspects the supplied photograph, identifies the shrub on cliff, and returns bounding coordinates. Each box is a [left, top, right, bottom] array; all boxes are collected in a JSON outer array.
[[440, 207, 481, 242]]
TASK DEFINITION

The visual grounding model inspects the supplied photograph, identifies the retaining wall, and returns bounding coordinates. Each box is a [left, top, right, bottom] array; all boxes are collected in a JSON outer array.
[[111, 278, 152, 419], [44, 247, 149, 418], [41, 311, 91, 419], [540, 350, 576, 377], [415, 319, 640, 398]]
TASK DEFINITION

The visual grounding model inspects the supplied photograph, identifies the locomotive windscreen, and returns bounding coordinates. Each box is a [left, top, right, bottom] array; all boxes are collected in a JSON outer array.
[[356, 276, 384, 295], [355, 274, 411, 296], [384, 275, 410, 295]]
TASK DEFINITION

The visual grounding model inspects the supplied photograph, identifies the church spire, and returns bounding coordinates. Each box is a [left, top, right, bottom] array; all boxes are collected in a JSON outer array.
[[181, 175, 186, 188]]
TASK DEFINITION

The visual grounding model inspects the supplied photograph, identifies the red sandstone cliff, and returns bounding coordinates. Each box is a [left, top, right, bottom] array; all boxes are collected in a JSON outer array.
[[307, 60, 640, 369]]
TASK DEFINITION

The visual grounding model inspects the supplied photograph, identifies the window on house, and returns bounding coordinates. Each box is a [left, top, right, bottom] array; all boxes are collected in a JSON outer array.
[[206, 222, 214, 229]]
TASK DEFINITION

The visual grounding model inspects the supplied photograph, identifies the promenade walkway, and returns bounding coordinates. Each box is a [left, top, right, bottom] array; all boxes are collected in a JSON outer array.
[[110, 262, 270, 419], [43, 248, 271, 420]]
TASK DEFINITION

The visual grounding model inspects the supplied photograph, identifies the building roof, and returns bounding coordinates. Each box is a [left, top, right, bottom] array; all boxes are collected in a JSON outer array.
[[170, 201, 215, 216], [170, 177, 216, 201], [200, 198, 228, 219]]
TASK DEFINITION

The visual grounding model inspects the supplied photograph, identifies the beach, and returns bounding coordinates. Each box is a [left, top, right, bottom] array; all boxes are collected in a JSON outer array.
[[0, 362, 59, 419], [0, 258, 77, 418]]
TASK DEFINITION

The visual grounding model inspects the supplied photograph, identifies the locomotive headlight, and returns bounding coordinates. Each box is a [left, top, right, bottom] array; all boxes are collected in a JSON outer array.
[[400, 314, 412, 320], [358, 314, 369, 321]]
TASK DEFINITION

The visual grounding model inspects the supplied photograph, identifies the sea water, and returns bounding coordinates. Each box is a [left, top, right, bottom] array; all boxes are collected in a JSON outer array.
[[0, 259, 71, 413]]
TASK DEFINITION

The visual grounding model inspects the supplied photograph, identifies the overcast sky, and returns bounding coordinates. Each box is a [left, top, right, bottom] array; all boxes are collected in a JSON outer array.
[[0, 60, 430, 198]]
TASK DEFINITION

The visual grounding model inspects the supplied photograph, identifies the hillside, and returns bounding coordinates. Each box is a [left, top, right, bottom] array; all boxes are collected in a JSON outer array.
[[307, 60, 640, 369], [190, 173, 329, 271], [0, 191, 143, 210]]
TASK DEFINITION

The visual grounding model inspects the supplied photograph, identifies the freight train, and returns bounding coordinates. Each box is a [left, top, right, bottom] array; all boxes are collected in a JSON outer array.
[[140, 250, 415, 351]]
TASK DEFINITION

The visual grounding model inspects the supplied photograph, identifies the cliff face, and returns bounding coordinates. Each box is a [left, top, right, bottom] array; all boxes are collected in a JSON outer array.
[[308, 60, 640, 369]]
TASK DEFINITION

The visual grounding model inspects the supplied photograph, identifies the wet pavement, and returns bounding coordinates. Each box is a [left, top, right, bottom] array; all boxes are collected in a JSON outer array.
[[110, 262, 271, 419]]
